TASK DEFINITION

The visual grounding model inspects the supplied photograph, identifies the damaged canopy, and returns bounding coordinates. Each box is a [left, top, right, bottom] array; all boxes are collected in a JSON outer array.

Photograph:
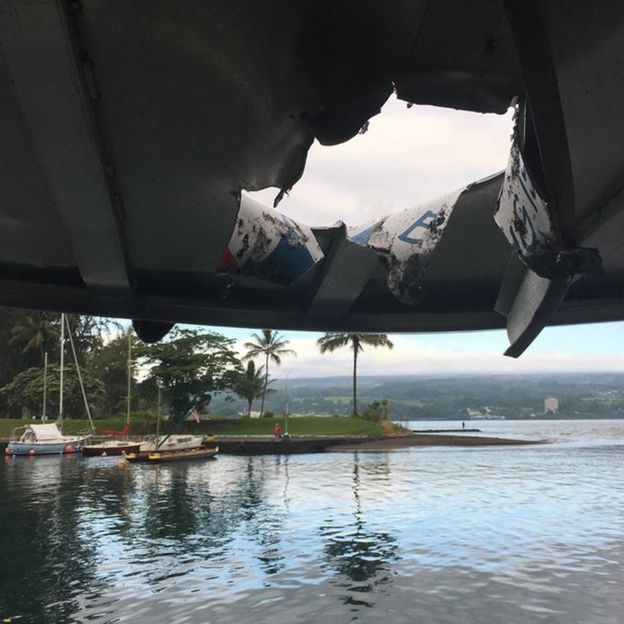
[[1, 0, 623, 355], [217, 98, 604, 358]]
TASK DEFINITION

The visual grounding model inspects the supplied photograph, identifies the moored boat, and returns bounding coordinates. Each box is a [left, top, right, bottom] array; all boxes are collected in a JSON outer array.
[[83, 335, 139, 458], [138, 434, 204, 453], [6, 424, 86, 456], [81, 439, 141, 456], [125, 446, 218, 463]]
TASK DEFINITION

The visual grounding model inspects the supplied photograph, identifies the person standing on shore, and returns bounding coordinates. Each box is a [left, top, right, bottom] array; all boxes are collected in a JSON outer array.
[[273, 422, 282, 439], [462, 422, 465, 430]]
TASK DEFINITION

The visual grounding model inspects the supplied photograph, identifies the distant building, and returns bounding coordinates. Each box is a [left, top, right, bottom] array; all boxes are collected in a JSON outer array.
[[466, 407, 505, 420], [544, 397, 559, 413]]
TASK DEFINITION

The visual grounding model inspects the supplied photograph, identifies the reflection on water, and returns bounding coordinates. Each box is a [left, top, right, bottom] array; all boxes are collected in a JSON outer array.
[[1, 420, 624, 623], [322, 455, 398, 608]]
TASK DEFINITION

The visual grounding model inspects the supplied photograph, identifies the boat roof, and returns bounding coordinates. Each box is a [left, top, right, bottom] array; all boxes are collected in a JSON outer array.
[[1, 3, 624, 356], [26, 424, 64, 441]]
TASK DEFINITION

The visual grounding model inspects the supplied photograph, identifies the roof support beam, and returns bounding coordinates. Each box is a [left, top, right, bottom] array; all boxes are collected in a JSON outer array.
[[0, 0, 131, 292], [505, 0, 577, 245], [308, 226, 379, 317], [495, 257, 569, 358]]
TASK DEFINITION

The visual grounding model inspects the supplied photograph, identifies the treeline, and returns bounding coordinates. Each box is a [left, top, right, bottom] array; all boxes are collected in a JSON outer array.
[[0, 309, 243, 420], [230, 374, 624, 420]]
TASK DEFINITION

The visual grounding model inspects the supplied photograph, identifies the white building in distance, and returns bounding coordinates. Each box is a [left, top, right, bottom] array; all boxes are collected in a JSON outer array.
[[544, 397, 559, 413]]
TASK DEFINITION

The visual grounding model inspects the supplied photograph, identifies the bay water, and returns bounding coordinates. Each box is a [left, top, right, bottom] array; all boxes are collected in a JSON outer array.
[[1, 419, 623, 623]]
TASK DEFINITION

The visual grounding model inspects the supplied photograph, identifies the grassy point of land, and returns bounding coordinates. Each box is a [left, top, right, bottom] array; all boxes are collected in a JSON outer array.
[[191, 416, 389, 437], [0, 416, 405, 438]]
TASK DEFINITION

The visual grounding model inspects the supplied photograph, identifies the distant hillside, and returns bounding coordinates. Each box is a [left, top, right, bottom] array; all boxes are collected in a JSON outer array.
[[209, 373, 624, 420]]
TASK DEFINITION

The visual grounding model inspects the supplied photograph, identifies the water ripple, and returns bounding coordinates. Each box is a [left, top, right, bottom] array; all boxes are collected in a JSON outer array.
[[1, 420, 624, 623]]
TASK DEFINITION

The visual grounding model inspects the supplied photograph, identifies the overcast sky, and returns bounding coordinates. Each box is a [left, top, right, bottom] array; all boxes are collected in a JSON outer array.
[[250, 96, 514, 227], [197, 96, 624, 378]]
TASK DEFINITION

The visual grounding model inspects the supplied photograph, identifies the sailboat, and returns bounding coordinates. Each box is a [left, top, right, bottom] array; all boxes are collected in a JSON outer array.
[[6, 314, 88, 456], [82, 333, 141, 457], [124, 399, 213, 462]]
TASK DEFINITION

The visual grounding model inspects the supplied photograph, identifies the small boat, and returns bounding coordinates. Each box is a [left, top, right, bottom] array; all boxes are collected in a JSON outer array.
[[81, 439, 141, 457], [82, 335, 138, 458], [125, 446, 218, 463], [5, 424, 86, 456], [138, 434, 204, 453]]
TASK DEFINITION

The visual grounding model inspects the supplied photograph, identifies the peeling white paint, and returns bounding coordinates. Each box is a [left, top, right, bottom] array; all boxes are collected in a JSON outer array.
[[348, 190, 463, 304], [495, 141, 557, 267], [219, 196, 324, 283]]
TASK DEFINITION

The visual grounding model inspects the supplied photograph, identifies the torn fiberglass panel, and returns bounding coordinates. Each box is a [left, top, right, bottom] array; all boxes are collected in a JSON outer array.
[[348, 190, 464, 304], [218, 196, 324, 284]]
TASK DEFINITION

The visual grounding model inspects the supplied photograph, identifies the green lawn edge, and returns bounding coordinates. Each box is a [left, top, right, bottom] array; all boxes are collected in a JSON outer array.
[[0, 416, 397, 438]]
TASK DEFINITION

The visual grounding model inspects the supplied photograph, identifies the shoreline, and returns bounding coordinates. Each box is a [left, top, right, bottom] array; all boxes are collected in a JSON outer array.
[[327, 434, 544, 452], [1, 433, 544, 456]]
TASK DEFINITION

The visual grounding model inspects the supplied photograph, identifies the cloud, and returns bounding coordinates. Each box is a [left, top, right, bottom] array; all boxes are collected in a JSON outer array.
[[248, 97, 514, 227], [234, 334, 624, 379]]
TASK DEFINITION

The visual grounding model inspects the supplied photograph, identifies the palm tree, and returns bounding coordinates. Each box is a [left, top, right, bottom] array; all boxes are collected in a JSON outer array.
[[232, 361, 273, 417], [317, 333, 393, 416], [243, 329, 295, 416], [10, 313, 59, 364]]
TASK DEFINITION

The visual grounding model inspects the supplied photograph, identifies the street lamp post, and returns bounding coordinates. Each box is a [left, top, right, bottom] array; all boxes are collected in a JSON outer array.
[[284, 370, 292, 436]]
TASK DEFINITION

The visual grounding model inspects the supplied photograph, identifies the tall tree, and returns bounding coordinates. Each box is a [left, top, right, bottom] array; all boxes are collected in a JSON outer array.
[[231, 361, 273, 417], [317, 333, 393, 416], [9, 312, 59, 365], [0, 364, 104, 419], [243, 329, 295, 416], [138, 328, 241, 420], [88, 330, 135, 415], [68, 315, 121, 366]]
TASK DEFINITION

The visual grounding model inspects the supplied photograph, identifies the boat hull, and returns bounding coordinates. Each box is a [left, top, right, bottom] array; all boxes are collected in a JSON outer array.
[[6, 440, 82, 456], [125, 447, 218, 463], [82, 443, 141, 457], [139, 435, 204, 453]]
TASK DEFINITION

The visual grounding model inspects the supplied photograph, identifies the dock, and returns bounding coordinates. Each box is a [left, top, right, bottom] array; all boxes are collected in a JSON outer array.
[[213, 435, 374, 455], [411, 428, 481, 433]]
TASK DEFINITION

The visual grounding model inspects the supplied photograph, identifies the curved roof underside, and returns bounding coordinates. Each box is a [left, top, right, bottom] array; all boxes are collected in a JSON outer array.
[[1, 0, 624, 355]]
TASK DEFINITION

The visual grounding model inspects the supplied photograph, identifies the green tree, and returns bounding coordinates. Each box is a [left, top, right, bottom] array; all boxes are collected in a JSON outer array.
[[138, 328, 241, 420], [0, 364, 105, 419], [9, 312, 59, 365], [88, 330, 135, 415], [68, 315, 120, 366], [0, 309, 33, 398], [243, 329, 295, 417], [317, 333, 394, 416], [231, 361, 273, 417]]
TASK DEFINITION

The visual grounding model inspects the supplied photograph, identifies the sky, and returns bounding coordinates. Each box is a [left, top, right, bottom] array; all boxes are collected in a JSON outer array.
[[196, 96, 624, 378]]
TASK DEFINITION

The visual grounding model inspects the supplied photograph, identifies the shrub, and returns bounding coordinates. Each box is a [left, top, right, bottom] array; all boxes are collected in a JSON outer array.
[[362, 399, 390, 422], [263, 411, 275, 418]]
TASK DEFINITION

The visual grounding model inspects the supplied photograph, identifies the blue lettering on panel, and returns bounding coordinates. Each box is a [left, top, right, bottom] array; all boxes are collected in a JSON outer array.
[[398, 210, 438, 245]]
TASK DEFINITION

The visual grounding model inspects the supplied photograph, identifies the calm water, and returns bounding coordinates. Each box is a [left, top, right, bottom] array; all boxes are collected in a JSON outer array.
[[1, 419, 623, 624]]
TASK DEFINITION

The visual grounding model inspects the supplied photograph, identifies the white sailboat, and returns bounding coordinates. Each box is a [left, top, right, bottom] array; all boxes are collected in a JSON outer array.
[[6, 314, 89, 456]]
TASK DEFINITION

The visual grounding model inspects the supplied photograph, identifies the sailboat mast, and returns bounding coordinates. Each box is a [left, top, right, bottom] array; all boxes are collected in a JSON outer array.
[[156, 385, 161, 439], [126, 333, 132, 438], [42, 351, 48, 420], [59, 313, 64, 422], [65, 314, 95, 432]]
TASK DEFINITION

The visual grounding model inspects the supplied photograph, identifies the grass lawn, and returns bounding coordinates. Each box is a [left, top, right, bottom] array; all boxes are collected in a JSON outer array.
[[0, 417, 135, 437], [193, 416, 386, 436], [0, 416, 389, 437]]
